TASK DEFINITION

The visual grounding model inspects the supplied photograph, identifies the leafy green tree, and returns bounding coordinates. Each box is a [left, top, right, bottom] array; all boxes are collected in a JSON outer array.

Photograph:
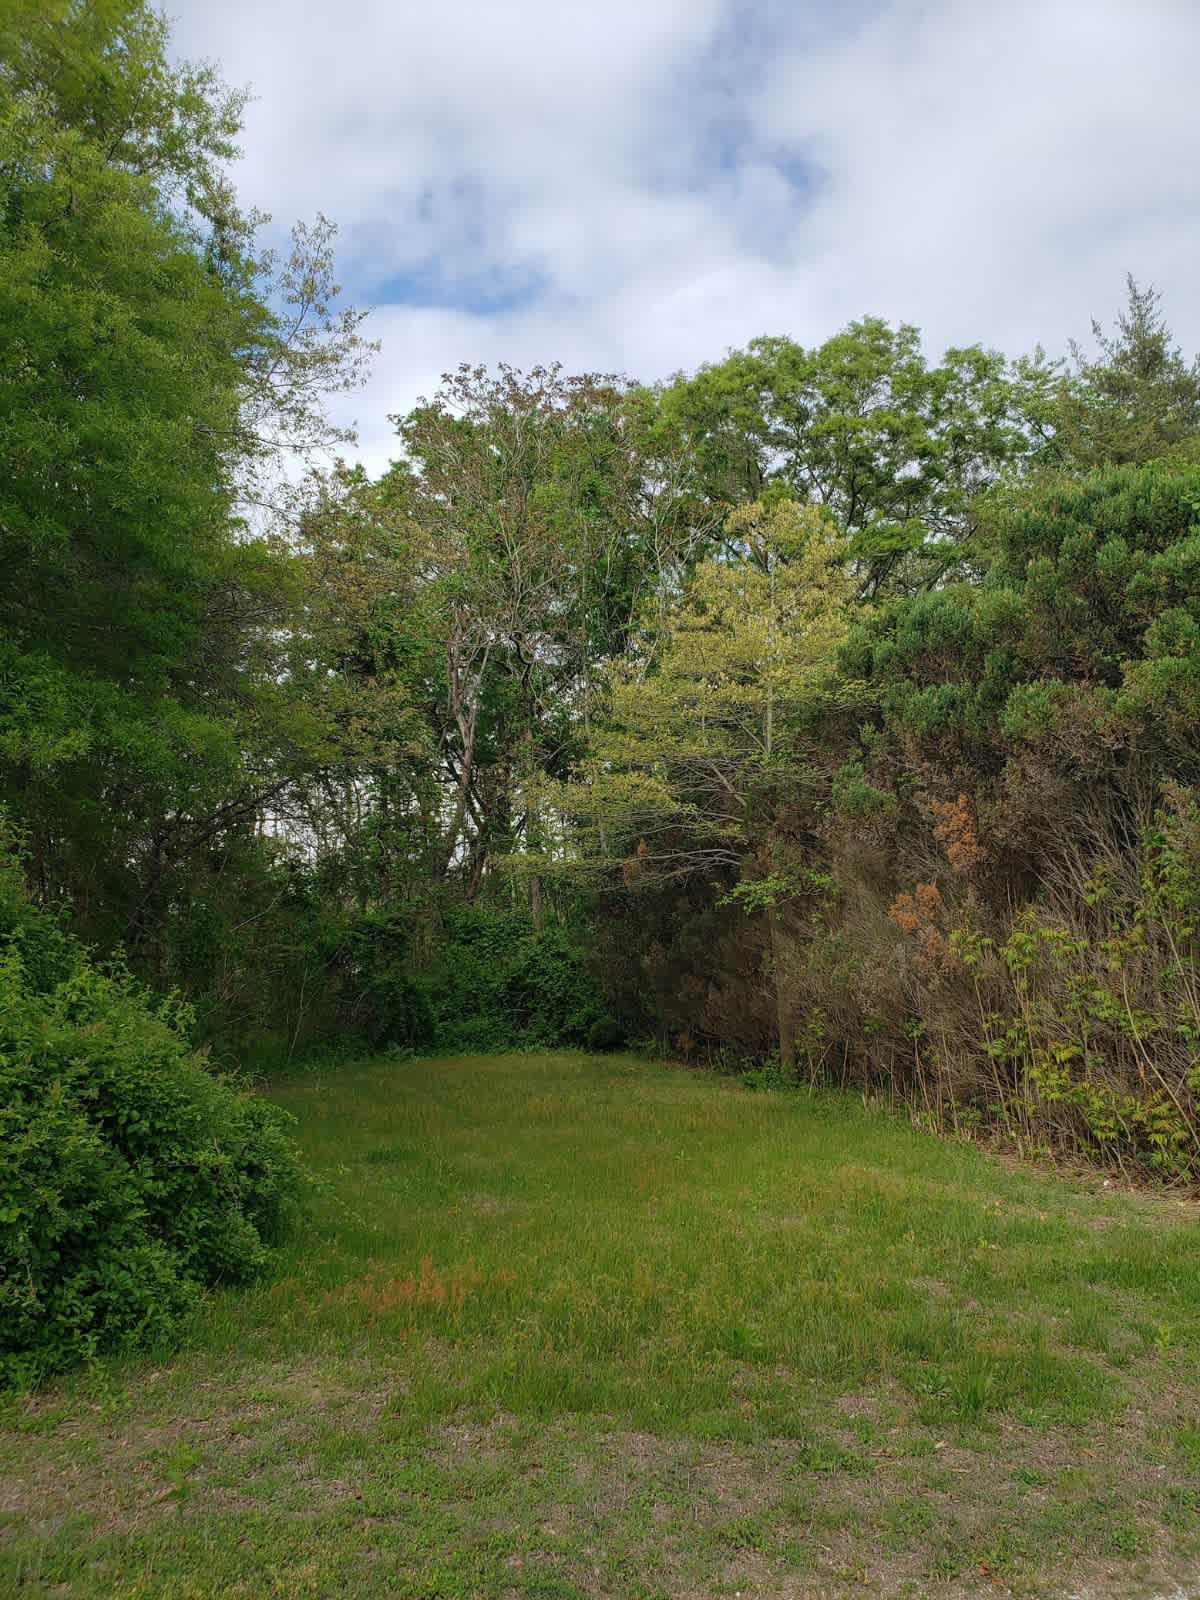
[[848, 465, 1200, 745], [361, 365, 706, 914], [0, 0, 370, 962], [824, 463, 1200, 1170], [656, 320, 1032, 594], [837, 461, 1200, 921]]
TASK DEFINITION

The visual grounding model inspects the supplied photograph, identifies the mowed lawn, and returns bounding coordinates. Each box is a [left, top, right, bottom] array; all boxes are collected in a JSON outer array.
[[3, 1054, 1200, 1599]]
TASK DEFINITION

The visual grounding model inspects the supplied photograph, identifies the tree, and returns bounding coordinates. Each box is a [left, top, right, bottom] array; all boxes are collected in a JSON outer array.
[[656, 321, 1033, 596], [1050, 276, 1200, 470], [0, 0, 371, 961], [371, 365, 706, 913], [578, 498, 859, 1068]]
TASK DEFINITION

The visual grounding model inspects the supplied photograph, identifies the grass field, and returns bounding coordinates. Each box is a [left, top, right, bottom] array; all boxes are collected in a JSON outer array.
[[3, 1051, 1200, 1599]]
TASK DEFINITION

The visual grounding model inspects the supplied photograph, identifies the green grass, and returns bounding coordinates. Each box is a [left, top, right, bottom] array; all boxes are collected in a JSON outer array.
[[3, 1051, 1200, 1598]]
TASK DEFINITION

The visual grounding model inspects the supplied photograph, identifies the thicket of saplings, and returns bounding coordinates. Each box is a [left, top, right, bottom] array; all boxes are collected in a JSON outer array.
[[5, 0, 1200, 1383]]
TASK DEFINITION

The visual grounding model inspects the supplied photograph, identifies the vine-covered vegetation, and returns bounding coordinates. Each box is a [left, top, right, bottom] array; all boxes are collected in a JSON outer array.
[[5, 2, 1200, 1381]]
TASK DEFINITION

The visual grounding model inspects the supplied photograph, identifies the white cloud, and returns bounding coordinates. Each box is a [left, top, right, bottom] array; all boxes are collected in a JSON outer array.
[[171, 0, 1200, 476], [753, 0, 1200, 349]]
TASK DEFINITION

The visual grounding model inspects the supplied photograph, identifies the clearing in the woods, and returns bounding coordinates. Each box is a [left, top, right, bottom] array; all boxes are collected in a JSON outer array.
[[2, 1052, 1199, 1599]]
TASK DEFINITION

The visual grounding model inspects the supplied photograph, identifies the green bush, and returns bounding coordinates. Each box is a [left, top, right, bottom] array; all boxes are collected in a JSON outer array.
[[585, 1016, 626, 1052], [417, 903, 620, 1052], [0, 857, 304, 1387], [341, 911, 436, 1050]]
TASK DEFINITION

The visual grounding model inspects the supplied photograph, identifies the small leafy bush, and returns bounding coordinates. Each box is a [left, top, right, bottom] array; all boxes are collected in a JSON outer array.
[[0, 854, 304, 1387], [741, 1059, 795, 1092], [585, 1016, 626, 1052]]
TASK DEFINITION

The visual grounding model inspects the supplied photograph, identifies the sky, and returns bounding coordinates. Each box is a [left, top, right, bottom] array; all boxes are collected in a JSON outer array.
[[170, 0, 1200, 476]]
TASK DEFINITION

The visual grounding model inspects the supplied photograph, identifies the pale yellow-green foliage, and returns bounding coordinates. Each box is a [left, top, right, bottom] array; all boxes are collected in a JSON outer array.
[[570, 500, 860, 869]]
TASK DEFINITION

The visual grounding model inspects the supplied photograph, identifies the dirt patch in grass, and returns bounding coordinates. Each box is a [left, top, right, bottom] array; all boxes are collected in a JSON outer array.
[[3, 1361, 1198, 1596], [432, 1412, 522, 1468]]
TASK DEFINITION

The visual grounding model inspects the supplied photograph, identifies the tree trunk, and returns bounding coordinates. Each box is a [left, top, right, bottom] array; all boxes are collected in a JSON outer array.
[[439, 616, 486, 880], [523, 721, 544, 928], [767, 902, 795, 1076], [529, 870, 543, 930]]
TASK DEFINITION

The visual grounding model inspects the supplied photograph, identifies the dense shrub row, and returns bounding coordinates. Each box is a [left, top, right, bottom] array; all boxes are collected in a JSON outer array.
[[156, 876, 624, 1066]]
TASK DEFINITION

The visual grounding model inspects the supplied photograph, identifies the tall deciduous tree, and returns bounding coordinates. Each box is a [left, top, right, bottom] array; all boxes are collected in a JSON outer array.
[[0, 0, 370, 953], [657, 320, 1034, 595], [369, 365, 707, 910]]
